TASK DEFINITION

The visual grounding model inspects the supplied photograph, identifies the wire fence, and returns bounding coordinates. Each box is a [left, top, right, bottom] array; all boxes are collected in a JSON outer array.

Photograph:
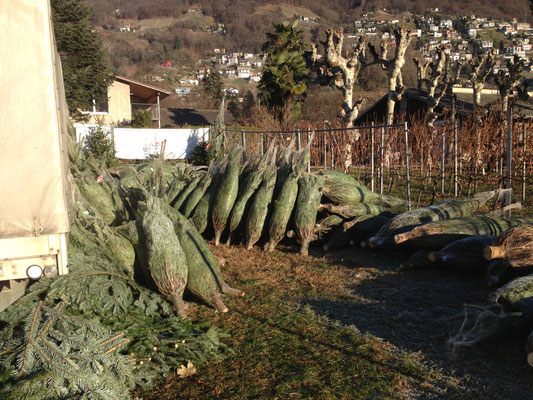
[[225, 114, 533, 211]]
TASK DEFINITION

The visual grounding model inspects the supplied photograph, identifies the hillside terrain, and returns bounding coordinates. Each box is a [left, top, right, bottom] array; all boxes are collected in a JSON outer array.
[[86, 0, 531, 123], [88, 0, 530, 56], [88, 0, 529, 28]]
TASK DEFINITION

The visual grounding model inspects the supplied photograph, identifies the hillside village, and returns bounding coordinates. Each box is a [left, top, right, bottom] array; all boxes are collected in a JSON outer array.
[[103, 7, 533, 100]]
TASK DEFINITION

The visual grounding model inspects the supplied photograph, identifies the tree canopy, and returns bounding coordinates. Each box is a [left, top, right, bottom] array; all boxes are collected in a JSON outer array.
[[261, 19, 306, 56], [202, 70, 224, 107], [51, 0, 114, 118], [259, 20, 309, 121]]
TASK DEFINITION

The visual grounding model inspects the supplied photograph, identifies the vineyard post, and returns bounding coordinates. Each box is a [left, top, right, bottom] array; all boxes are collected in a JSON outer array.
[[260, 132, 264, 156], [454, 120, 458, 197], [506, 106, 513, 217], [296, 129, 301, 151], [523, 122, 527, 203], [323, 130, 327, 169], [441, 127, 446, 194], [307, 128, 312, 173], [331, 130, 334, 169], [371, 122, 375, 192], [404, 121, 412, 210], [380, 126, 384, 194], [241, 129, 246, 159]]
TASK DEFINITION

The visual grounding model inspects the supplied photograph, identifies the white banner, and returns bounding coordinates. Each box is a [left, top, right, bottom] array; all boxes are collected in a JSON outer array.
[[74, 125, 209, 160]]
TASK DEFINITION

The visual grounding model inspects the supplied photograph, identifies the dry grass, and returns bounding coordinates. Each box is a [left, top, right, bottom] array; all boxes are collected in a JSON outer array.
[[142, 239, 533, 400]]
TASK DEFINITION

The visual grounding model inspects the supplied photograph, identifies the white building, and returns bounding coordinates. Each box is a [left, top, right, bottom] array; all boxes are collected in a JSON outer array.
[[237, 68, 250, 79]]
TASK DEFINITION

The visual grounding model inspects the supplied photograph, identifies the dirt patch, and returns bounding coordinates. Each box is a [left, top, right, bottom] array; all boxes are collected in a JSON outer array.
[[307, 245, 533, 400]]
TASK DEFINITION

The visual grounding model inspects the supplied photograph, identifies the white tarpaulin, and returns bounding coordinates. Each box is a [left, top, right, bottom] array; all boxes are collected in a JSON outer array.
[[0, 0, 71, 238], [75, 126, 209, 160]]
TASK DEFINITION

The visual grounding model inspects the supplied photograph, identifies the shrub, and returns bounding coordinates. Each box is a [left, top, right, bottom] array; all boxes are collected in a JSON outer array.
[[85, 124, 118, 166], [190, 140, 213, 166], [131, 109, 156, 128]]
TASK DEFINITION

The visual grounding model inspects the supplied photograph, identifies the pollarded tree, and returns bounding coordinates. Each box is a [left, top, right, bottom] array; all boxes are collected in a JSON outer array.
[[414, 47, 462, 170], [495, 55, 525, 113], [467, 50, 496, 172], [414, 46, 462, 129], [307, 29, 367, 128], [51, 0, 114, 118], [469, 50, 496, 112], [368, 25, 413, 125]]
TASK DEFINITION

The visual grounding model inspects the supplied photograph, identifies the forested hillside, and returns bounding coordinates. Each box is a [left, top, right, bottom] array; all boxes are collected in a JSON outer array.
[[87, 0, 529, 64], [84, 0, 530, 122], [88, 0, 528, 27]]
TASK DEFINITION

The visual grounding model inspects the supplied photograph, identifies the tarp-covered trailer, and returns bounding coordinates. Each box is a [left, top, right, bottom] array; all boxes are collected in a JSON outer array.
[[0, 0, 71, 311]]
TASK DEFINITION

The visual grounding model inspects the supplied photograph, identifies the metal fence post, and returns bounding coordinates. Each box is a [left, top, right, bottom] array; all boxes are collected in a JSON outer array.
[[323, 130, 327, 170], [380, 126, 384, 194], [454, 120, 458, 197], [296, 129, 301, 151], [404, 121, 412, 210], [241, 129, 246, 158], [307, 128, 311, 173], [331, 130, 334, 169], [441, 128, 446, 194], [506, 106, 513, 217], [523, 123, 527, 203], [370, 122, 375, 192]]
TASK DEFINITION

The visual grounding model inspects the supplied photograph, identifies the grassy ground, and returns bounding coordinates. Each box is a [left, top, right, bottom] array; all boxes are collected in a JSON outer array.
[[143, 240, 533, 400]]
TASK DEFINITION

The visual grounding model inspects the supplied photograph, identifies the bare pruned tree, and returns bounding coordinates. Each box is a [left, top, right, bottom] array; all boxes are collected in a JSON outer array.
[[469, 50, 496, 114], [307, 28, 366, 129], [413, 47, 462, 170], [308, 25, 411, 129], [368, 25, 412, 125], [466, 49, 496, 175], [496, 55, 525, 113]]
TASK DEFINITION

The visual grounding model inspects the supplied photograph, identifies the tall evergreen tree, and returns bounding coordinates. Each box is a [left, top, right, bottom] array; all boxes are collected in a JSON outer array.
[[51, 0, 114, 118], [242, 90, 256, 118], [202, 70, 224, 107]]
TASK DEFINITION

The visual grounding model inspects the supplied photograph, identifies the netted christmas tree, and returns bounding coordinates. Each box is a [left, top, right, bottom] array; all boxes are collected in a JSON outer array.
[[0, 125, 231, 399]]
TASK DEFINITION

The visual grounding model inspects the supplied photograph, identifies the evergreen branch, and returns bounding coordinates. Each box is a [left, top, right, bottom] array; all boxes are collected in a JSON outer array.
[[101, 332, 125, 346], [104, 364, 110, 391], [70, 271, 134, 282], [30, 340, 81, 380], [104, 339, 131, 355], [34, 302, 67, 343], [38, 337, 78, 370], [19, 301, 43, 376]]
